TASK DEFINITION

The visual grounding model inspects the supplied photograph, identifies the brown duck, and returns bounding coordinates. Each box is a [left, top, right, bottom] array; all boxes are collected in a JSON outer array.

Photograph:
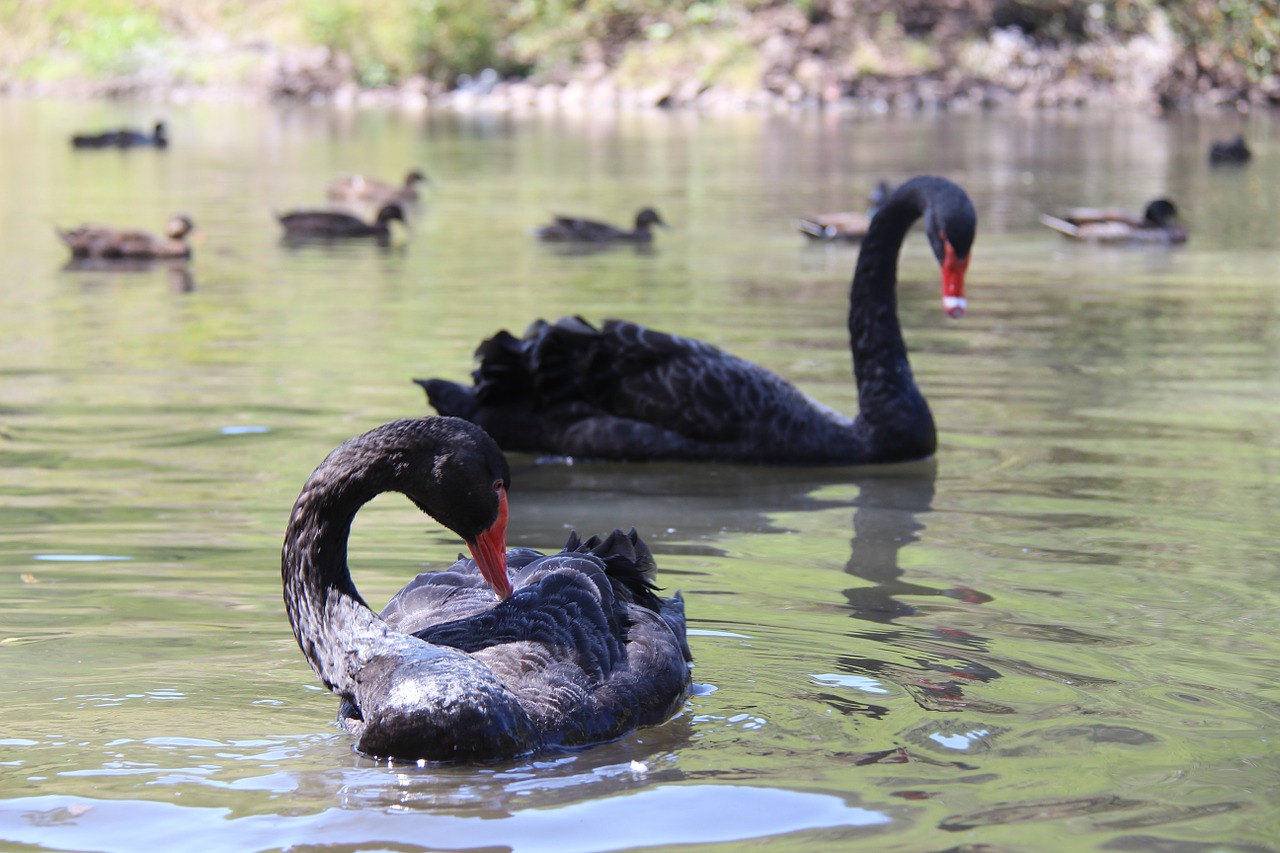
[[57, 214, 194, 259], [1039, 198, 1187, 244], [327, 170, 429, 205]]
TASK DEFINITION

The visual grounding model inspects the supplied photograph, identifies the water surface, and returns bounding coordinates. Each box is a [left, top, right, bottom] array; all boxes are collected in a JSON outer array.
[[1, 100, 1278, 852]]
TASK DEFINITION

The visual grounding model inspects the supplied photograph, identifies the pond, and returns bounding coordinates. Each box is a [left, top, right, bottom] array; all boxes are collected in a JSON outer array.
[[1, 98, 1278, 852]]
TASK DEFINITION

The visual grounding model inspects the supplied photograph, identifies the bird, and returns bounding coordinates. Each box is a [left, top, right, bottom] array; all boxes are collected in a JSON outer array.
[[1039, 198, 1187, 244], [795, 180, 894, 242], [1208, 134, 1251, 165], [71, 121, 167, 149], [327, 170, 429, 205], [56, 214, 195, 259], [417, 175, 976, 465], [281, 417, 691, 762], [277, 202, 408, 243], [536, 208, 666, 243]]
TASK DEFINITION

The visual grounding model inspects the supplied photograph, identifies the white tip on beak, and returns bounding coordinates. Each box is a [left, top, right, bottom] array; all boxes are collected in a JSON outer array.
[[943, 296, 967, 318]]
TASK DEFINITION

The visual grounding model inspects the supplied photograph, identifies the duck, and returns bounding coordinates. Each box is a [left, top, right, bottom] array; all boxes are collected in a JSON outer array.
[[56, 214, 195, 259], [327, 170, 429, 205], [1208, 134, 1251, 165], [281, 417, 691, 761], [1039, 198, 1187, 244], [416, 175, 976, 465], [536, 208, 666, 243], [71, 121, 167, 149], [277, 202, 408, 243], [795, 180, 894, 242]]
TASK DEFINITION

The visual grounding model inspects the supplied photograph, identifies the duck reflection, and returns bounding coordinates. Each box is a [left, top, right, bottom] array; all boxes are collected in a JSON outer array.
[[60, 257, 195, 292]]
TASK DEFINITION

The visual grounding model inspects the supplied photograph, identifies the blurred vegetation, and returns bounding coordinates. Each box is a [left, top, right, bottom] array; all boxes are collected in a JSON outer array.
[[0, 0, 1274, 99], [1156, 0, 1278, 84]]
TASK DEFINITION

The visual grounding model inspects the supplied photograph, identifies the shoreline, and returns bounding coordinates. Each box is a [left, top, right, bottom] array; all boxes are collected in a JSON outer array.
[[2, 27, 1276, 116]]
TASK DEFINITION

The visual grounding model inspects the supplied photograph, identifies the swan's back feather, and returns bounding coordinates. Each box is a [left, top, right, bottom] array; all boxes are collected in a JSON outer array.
[[375, 529, 690, 740], [423, 316, 853, 462]]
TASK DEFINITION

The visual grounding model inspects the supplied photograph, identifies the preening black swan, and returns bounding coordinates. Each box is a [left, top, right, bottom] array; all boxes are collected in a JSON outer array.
[[71, 121, 167, 149], [281, 417, 691, 761], [537, 208, 666, 243], [327, 170, 429, 205], [56, 214, 195, 259], [1039, 198, 1187, 244], [277, 203, 408, 243], [418, 175, 976, 465]]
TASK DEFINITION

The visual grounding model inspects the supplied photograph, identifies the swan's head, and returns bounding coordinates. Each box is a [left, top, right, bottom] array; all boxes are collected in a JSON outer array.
[[923, 190, 976, 319], [393, 418, 513, 600]]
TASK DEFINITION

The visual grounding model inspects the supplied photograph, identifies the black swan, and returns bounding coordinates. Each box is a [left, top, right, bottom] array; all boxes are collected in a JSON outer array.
[[71, 121, 167, 149], [57, 214, 195, 259], [1039, 198, 1187, 244], [537, 208, 666, 243], [281, 417, 691, 761], [418, 175, 976, 465], [277, 203, 408, 243], [328, 170, 429, 205], [795, 179, 894, 242]]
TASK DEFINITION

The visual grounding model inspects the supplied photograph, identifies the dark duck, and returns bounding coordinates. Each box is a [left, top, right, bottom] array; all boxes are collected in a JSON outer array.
[[1208, 134, 1251, 165], [795, 179, 894, 242], [536, 208, 666, 243], [71, 121, 167, 149], [277, 202, 408, 244]]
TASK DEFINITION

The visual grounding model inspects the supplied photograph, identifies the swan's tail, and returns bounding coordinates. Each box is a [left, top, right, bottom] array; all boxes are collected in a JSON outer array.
[[414, 378, 477, 419]]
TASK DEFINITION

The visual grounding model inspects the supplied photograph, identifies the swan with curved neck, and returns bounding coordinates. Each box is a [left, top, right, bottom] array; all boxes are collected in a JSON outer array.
[[282, 417, 691, 761], [417, 175, 976, 465]]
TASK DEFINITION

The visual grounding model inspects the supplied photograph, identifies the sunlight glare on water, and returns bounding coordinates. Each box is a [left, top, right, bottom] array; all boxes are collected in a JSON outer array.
[[0, 99, 1278, 851]]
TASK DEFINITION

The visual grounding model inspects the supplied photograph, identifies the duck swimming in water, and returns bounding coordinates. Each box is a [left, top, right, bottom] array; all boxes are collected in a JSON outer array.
[[536, 208, 666, 243], [71, 121, 167, 149], [1039, 198, 1187, 244], [1208, 134, 1251, 166], [277, 203, 408, 244], [327, 170, 429, 205], [56, 214, 194, 259], [795, 180, 894, 242]]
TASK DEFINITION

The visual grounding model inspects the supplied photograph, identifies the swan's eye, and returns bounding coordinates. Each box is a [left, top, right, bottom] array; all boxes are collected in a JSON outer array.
[[492, 479, 504, 493]]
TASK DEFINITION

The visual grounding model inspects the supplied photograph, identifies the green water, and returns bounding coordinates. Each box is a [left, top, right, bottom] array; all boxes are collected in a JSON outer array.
[[1, 100, 1278, 852]]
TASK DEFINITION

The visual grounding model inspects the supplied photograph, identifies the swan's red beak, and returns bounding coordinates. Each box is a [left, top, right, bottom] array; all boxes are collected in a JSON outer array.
[[941, 238, 969, 319], [466, 487, 511, 600]]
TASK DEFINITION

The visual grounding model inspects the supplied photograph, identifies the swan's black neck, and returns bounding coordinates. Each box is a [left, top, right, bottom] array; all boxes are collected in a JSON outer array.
[[846, 176, 954, 462], [282, 419, 493, 699], [282, 436, 402, 700]]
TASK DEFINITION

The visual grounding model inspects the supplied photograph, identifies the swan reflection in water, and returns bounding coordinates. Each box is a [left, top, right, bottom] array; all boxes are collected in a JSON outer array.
[[512, 459, 1006, 722]]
